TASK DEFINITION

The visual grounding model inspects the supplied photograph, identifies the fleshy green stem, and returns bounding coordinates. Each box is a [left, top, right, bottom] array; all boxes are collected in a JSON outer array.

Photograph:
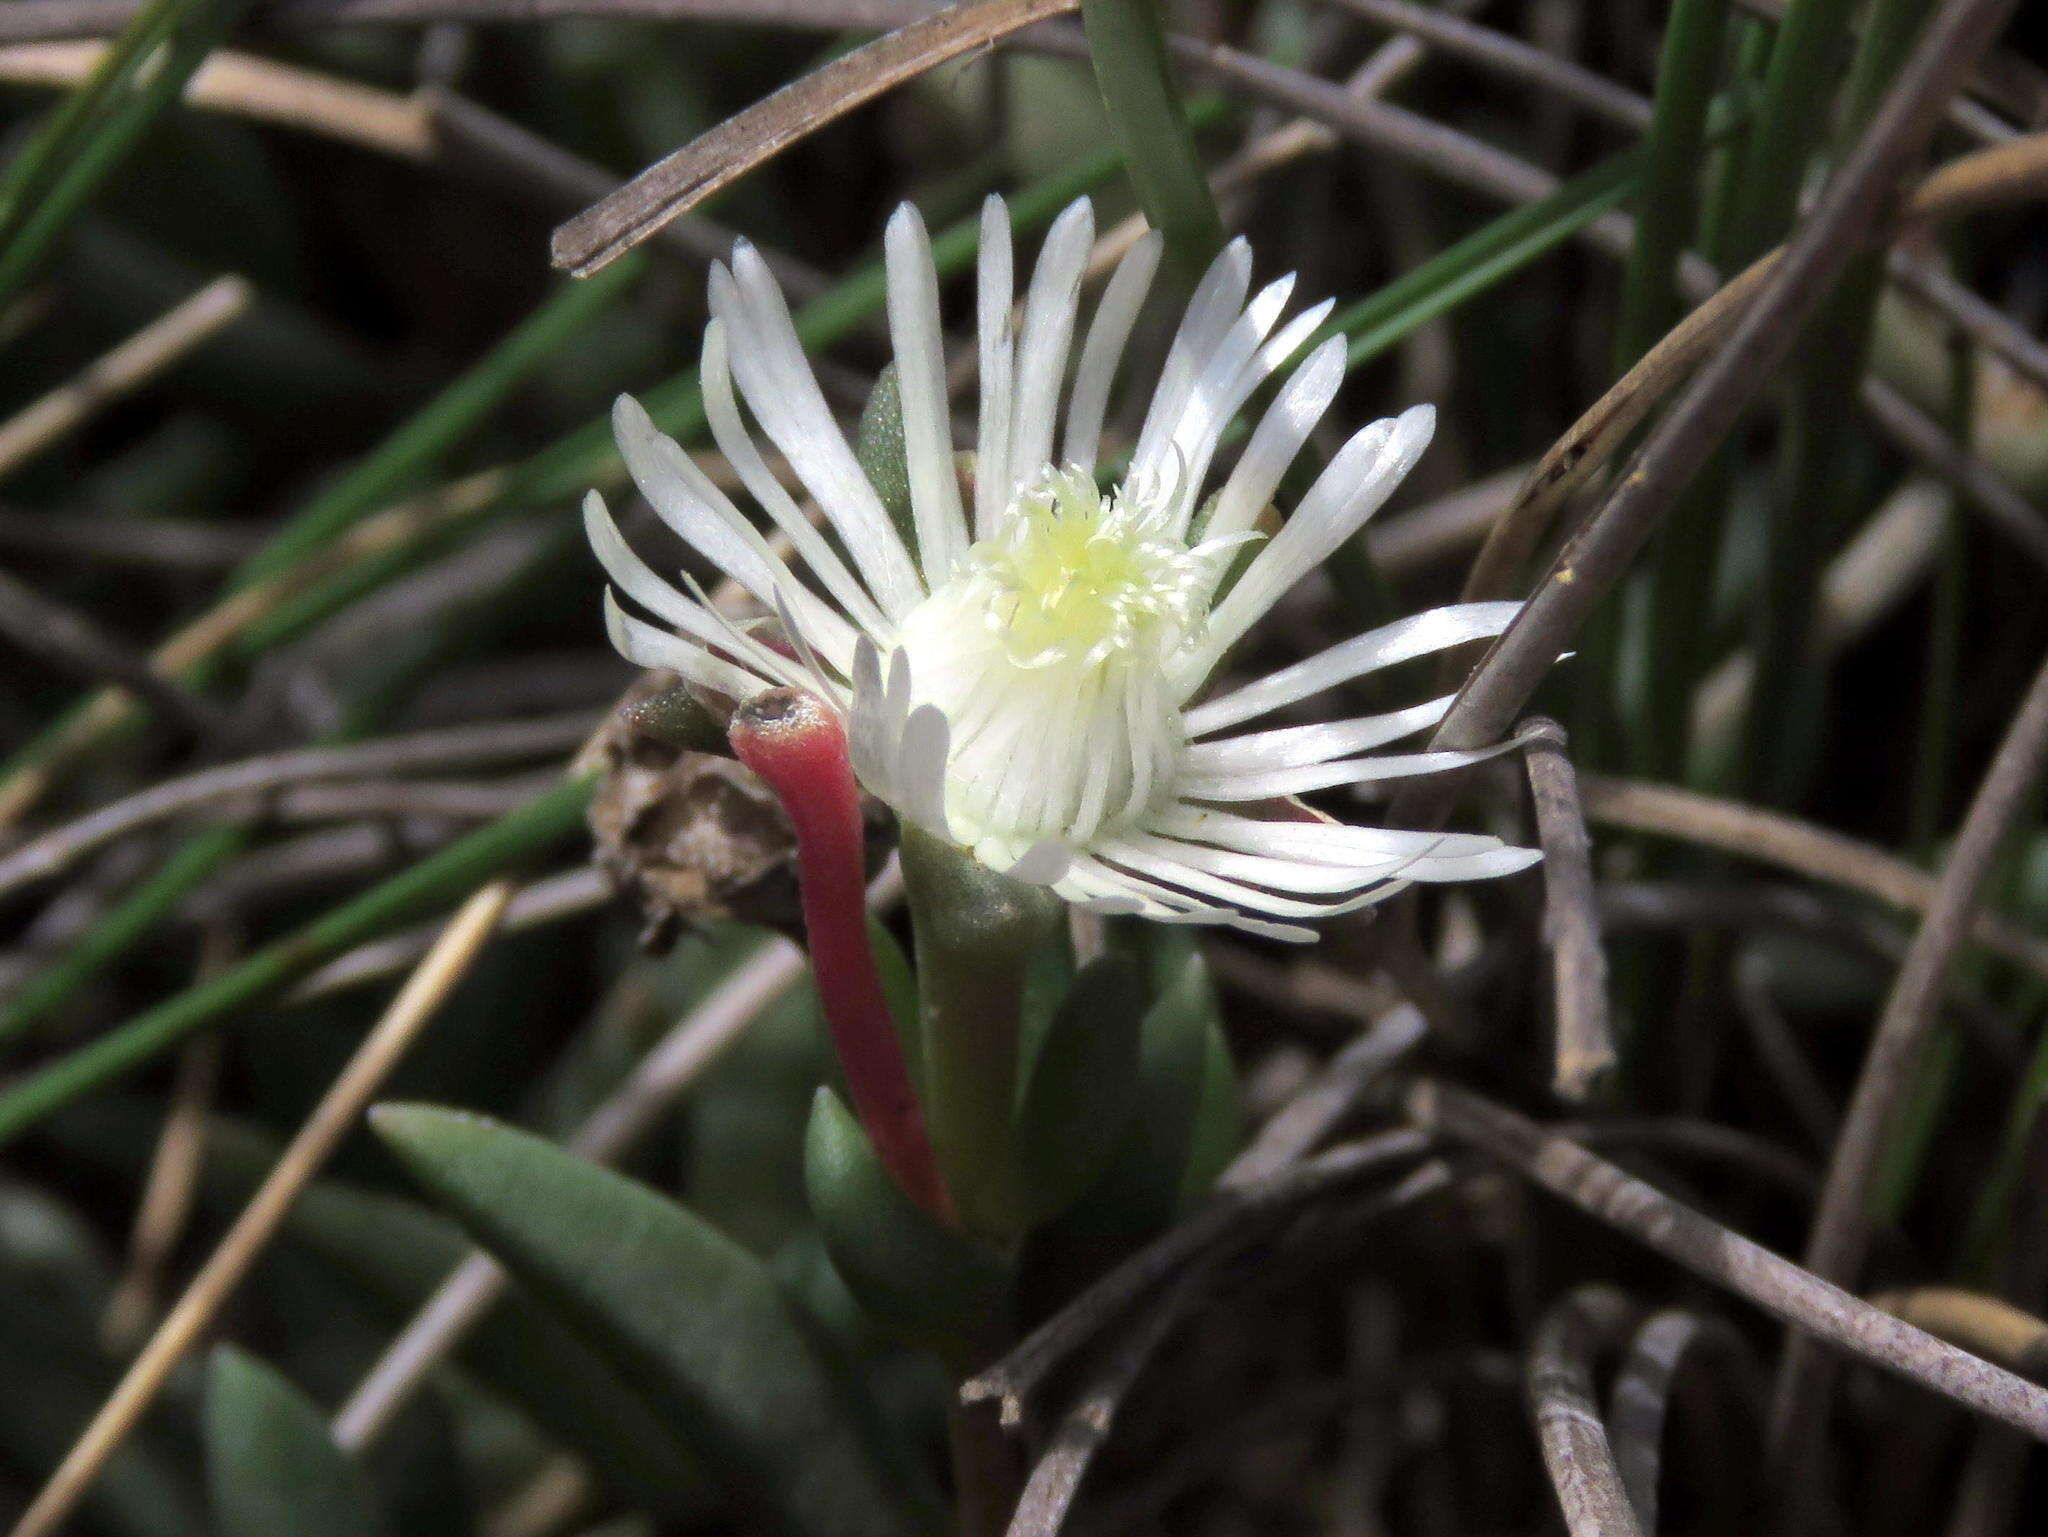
[[899, 826, 1061, 1241]]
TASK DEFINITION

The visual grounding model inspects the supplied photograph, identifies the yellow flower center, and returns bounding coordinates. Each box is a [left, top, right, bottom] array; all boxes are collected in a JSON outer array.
[[972, 469, 1212, 670]]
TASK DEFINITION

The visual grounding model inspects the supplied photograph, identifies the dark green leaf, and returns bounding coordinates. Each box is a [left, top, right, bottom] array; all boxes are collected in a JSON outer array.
[[205, 1347, 386, 1537], [372, 1103, 938, 1537], [804, 1087, 1010, 1348], [1014, 954, 1146, 1225]]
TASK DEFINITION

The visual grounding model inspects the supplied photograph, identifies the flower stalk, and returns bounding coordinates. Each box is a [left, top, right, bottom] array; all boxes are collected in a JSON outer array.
[[728, 688, 951, 1220], [900, 825, 1062, 1241]]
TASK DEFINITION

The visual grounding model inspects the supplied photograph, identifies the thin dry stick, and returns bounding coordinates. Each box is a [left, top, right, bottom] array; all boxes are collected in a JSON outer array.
[[0, 567, 230, 745], [7, 880, 513, 1537], [1221, 1004, 1426, 1188], [0, 0, 932, 42], [1772, 647, 2048, 1462], [550, 0, 1081, 275], [1903, 128, 2048, 226], [1576, 774, 2048, 982], [1521, 720, 1613, 1101], [963, 1130, 1432, 1426], [0, 466, 509, 832], [1324, 0, 1652, 130], [1406, 1078, 2048, 1444], [1873, 1289, 2048, 1380], [100, 1035, 223, 1350], [1004, 1261, 1220, 1537], [1527, 1286, 1645, 1537], [0, 507, 259, 570], [1891, 255, 2048, 401], [1449, 124, 2045, 613], [1607, 1311, 1758, 1533], [1861, 376, 2048, 570], [1733, 949, 1841, 1155], [0, 275, 249, 478], [1004, 1162, 1454, 1537], [329, 864, 907, 1450], [287, 865, 608, 1003], [0, 43, 434, 157], [0, 711, 595, 899]]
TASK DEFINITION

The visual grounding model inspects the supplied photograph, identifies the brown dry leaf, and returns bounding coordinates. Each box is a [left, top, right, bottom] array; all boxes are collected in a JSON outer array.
[[550, 0, 1081, 276], [589, 673, 889, 948]]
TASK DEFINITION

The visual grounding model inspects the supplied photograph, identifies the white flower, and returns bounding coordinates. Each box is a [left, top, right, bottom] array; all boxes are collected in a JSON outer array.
[[585, 195, 1539, 941]]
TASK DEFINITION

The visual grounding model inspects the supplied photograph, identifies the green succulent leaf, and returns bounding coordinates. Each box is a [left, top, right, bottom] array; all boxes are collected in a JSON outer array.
[[371, 1103, 938, 1537], [1052, 942, 1225, 1243], [1014, 953, 1147, 1226], [804, 1087, 1010, 1349], [205, 1347, 387, 1537]]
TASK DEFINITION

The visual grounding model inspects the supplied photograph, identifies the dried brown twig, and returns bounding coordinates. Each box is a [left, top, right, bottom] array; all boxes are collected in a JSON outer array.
[[1578, 775, 2048, 982], [1773, 647, 2048, 1467], [1407, 1079, 2048, 1444], [1520, 720, 1612, 1102], [550, 0, 1081, 276], [0, 712, 595, 900], [7, 881, 514, 1537], [1528, 1286, 1645, 1537]]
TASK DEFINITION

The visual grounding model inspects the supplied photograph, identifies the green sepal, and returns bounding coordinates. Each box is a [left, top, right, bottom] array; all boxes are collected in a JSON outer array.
[[1013, 953, 1147, 1226], [205, 1347, 388, 1537], [804, 1087, 1011, 1352], [371, 1103, 938, 1537], [854, 363, 915, 561]]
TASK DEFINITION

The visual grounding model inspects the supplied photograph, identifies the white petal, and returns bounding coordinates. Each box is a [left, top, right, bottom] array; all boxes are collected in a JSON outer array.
[[1170, 296, 1337, 538], [847, 637, 899, 805], [1200, 336, 1346, 549], [1131, 238, 1253, 481], [1199, 404, 1436, 667], [884, 204, 969, 584], [613, 395, 862, 672], [1155, 273, 1293, 531], [1150, 803, 1507, 863], [1181, 695, 1454, 773], [997, 838, 1071, 885], [710, 252, 924, 618], [1174, 739, 1522, 801], [1004, 197, 1095, 500], [699, 327, 891, 639], [896, 701, 954, 839], [1184, 601, 1520, 733], [1098, 835, 1405, 920], [1062, 230, 1163, 471], [974, 195, 1015, 541], [602, 588, 768, 702], [581, 489, 805, 689]]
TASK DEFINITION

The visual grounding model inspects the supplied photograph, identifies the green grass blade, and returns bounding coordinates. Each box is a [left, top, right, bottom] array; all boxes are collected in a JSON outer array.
[[0, 776, 594, 1150], [235, 257, 647, 588], [1080, 0, 1225, 281], [1613, 0, 1731, 371], [0, 0, 257, 311]]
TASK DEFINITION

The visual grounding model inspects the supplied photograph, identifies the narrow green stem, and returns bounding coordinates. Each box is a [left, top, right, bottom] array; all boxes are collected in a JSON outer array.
[[1614, 0, 1732, 372], [899, 827, 1061, 1241], [1722, 0, 1859, 266], [1080, 0, 1224, 282]]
